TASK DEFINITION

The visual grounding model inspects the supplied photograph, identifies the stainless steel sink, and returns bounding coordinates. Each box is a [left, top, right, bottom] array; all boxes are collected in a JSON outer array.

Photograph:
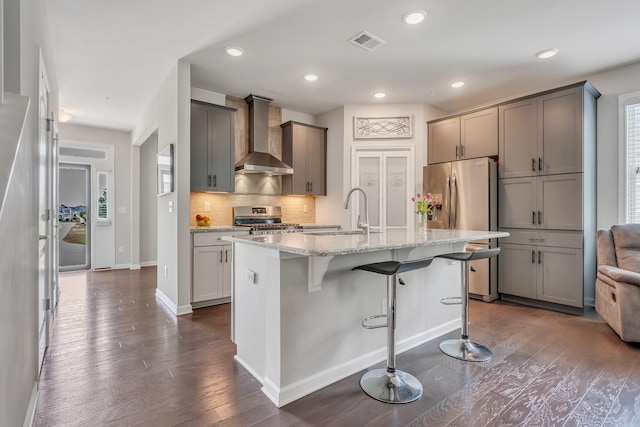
[[307, 230, 380, 236]]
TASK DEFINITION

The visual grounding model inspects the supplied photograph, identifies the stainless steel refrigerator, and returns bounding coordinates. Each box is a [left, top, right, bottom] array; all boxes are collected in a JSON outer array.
[[423, 157, 498, 301]]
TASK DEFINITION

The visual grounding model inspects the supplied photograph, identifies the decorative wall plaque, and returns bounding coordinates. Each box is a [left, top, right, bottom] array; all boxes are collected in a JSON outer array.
[[353, 115, 413, 139]]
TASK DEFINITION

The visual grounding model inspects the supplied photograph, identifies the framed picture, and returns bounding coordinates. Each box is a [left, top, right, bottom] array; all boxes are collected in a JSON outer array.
[[157, 144, 174, 196], [353, 115, 413, 139]]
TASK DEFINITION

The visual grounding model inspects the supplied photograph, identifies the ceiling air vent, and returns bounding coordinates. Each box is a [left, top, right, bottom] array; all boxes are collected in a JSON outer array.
[[349, 31, 386, 52]]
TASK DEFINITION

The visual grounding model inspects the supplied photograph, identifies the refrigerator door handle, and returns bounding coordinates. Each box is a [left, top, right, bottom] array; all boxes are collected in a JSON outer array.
[[450, 173, 457, 229]]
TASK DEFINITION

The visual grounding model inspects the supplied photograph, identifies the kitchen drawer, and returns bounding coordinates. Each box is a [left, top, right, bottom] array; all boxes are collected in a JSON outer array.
[[499, 229, 582, 249], [193, 231, 249, 247]]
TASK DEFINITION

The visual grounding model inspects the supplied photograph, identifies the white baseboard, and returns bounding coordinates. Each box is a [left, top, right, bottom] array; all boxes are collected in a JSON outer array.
[[155, 288, 192, 316], [139, 261, 157, 267], [129, 264, 141, 270], [113, 264, 130, 270], [23, 381, 38, 427], [256, 319, 458, 407]]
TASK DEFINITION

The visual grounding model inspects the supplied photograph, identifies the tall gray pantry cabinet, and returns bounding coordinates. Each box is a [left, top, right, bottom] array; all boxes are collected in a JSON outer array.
[[497, 82, 600, 312], [190, 100, 236, 192]]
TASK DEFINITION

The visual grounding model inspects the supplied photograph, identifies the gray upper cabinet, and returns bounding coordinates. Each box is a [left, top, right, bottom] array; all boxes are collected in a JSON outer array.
[[460, 107, 498, 159], [499, 86, 583, 178], [498, 98, 538, 178], [281, 121, 327, 196], [190, 101, 236, 192], [538, 87, 583, 176], [428, 108, 497, 164], [428, 117, 459, 164]]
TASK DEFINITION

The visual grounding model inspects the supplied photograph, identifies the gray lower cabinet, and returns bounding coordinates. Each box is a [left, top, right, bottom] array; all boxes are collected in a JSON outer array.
[[499, 230, 584, 308], [192, 231, 248, 307], [191, 100, 236, 192], [281, 121, 327, 195]]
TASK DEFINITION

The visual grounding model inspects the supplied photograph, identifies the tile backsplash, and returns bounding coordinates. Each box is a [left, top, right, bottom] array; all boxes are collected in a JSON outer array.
[[190, 191, 316, 226]]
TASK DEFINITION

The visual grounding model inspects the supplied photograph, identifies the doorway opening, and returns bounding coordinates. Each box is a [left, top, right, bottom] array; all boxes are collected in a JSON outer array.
[[58, 163, 91, 271]]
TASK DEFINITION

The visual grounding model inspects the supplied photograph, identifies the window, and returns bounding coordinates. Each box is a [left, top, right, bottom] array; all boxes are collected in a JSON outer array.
[[624, 99, 640, 223], [97, 171, 109, 221]]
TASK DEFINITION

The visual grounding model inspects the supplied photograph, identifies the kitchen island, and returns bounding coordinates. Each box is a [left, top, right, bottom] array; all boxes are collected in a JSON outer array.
[[223, 228, 508, 407]]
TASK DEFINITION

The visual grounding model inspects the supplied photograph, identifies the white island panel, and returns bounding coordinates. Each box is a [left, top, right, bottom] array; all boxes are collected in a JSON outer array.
[[228, 228, 513, 407]]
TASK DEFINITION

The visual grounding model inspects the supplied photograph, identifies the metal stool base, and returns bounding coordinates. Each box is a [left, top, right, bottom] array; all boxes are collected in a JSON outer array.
[[439, 339, 493, 362], [360, 368, 423, 404]]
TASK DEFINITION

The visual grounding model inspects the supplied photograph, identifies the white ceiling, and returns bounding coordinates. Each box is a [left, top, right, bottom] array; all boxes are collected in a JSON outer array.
[[46, 0, 640, 131]]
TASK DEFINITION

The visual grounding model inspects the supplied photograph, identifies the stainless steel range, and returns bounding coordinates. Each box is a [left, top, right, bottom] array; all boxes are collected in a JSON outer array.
[[233, 206, 302, 235]]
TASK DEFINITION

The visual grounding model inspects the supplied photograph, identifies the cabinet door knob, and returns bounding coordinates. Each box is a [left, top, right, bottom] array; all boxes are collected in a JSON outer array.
[[219, 250, 223, 263], [456, 145, 459, 158], [532, 250, 536, 264], [460, 144, 464, 158], [538, 250, 542, 264], [532, 158, 536, 172], [538, 157, 543, 171], [532, 211, 536, 225], [225, 249, 229, 263], [213, 175, 217, 186], [208, 174, 212, 186], [310, 182, 313, 192], [538, 211, 542, 225]]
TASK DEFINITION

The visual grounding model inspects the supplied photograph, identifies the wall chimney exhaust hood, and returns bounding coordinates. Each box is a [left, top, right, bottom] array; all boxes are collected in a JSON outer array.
[[235, 95, 293, 175]]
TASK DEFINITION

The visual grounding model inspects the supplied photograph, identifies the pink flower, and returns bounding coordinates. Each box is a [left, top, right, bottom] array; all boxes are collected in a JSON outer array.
[[426, 192, 432, 199], [411, 197, 415, 202], [417, 193, 421, 199]]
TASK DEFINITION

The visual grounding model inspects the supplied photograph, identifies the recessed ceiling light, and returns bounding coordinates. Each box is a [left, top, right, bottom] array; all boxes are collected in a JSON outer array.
[[59, 109, 72, 123], [225, 46, 244, 57], [403, 10, 427, 25], [304, 74, 318, 82], [451, 81, 465, 88], [374, 92, 386, 99], [536, 48, 559, 59]]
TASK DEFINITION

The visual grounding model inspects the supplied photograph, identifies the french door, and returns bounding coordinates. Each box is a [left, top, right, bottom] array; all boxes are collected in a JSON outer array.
[[351, 147, 415, 232]]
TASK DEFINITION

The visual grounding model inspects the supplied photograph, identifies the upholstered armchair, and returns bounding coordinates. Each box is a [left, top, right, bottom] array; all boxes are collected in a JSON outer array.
[[595, 224, 640, 342]]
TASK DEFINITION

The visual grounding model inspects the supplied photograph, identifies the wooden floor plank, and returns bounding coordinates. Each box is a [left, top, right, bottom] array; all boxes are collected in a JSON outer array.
[[33, 268, 640, 427]]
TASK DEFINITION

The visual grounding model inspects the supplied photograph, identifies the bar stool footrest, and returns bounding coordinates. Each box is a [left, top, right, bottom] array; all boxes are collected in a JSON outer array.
[[440, 296, 462, 305], [362, 314, 388, 329], [360, 368, 423, 403], [439, 339, 493, 362]]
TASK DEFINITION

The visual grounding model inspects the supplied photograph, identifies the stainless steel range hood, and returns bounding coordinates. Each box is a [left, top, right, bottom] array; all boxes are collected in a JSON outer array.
[[235, 95, 293, 175]]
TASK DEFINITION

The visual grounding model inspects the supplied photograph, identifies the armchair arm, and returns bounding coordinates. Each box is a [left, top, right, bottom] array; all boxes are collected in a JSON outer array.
[[598, 265, 640, 287]]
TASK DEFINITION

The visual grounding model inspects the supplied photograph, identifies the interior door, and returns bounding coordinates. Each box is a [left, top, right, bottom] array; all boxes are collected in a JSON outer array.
[[38, 56, 52, 371], [353, 148, 414, 231]]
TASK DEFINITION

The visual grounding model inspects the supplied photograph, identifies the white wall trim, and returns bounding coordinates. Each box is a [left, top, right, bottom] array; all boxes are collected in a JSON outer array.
[[22, 382, 38, 427], [256, 318, 458, 407], [140, 261, 157, 267], [129, 264, 141, 270], [112, 264, 130, 270], [155, 288, 193, 316]]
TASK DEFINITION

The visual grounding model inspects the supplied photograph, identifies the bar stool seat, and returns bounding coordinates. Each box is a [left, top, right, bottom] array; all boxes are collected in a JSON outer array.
[[353, 257, 433, 404], [437, 247, 500, 362]]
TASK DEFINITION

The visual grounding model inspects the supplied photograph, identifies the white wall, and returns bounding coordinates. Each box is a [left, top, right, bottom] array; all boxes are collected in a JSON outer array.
[[140, 132, 158, 265], [282, 108, 315, 125], [316, 103, 429, 229], [59, 124, 132, 267], [584, 61, 640, 229], [132, 60, 192, 315], [0, 0, 58, 425]]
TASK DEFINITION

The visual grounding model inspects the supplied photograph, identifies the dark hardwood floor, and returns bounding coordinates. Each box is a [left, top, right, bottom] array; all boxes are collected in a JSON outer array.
[[34, 267, 640, 426]]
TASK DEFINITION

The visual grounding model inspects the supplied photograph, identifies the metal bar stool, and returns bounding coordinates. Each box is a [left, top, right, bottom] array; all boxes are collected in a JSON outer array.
[[436, 247, 500, 362], [353, 257, 434, 404]]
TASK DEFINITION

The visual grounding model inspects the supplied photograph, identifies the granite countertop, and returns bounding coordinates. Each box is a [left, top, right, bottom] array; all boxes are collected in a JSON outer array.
[[190, 226, 248, 233], [222, 229, 509, 256]]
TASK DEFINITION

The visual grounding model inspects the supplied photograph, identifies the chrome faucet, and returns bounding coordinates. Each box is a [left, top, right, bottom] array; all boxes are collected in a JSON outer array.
[[343, 187, 370, 235]]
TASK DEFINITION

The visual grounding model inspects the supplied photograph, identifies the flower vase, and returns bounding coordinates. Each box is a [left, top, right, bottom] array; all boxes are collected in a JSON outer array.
[[417, 212, 428, 232]]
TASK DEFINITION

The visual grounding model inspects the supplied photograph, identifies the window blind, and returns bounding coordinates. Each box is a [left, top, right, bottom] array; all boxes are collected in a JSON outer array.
[[626, 103, 640, 223]]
